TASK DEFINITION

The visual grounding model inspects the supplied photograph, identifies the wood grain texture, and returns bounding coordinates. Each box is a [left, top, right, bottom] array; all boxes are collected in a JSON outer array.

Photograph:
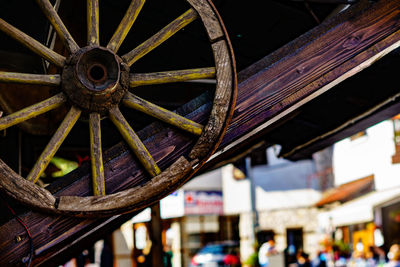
[[27, 106, 81, 183], [236, 2, 367, 83], [0, 159, 56, 211], [220, 0, 400, 149], [0, 210, 131, 267], [0, 93, 66, 131], [190, 40, 232, 159], [2, 2, 399, 267], [0, 0, 237, 263], [0, 18, 65, 67], [87, 0, 100, 45], [1, 0, 398, 264], [57, 157, 191, 216], [278, 31, 400, 158], [0, 91, 213, 265], [123, 92, 203, 136], [107, 0, 146, 52], [0, 72, 60, 86], [0, 84, 64, 136], [89, 113, 105, 196], [122, 9, 198, 66], [204, 0, 400, 169], [109, 107, 161, 177], [36, 0, 79, 53], [187, 0, 223, 42], [129, 67, 215, 87], [285, 99, 400, 161]]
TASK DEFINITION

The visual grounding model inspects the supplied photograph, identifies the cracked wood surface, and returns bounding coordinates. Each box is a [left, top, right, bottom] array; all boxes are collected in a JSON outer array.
[[1, 0, 400, 265]]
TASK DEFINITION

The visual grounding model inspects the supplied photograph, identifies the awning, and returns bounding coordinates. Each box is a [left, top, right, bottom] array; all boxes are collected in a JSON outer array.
[[315, 175, 374, 207], [318, 187, 400, 227]]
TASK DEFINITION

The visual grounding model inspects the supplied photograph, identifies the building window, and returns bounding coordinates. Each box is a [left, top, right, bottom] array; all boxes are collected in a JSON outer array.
[[256, 230, 275, 245], [286, 228, 303, 265]]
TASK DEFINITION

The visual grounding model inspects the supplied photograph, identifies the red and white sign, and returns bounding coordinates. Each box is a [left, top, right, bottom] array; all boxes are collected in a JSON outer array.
[[184, 191, 223, 215]]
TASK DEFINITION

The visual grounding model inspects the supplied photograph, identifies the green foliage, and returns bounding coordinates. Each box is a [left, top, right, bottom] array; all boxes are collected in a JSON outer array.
[[244, 252, 259, 267], [334, 240, 351, 254], [50, 156, 79, 177]]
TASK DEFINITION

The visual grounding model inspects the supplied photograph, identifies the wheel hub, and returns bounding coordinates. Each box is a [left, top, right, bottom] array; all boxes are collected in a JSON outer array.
[[0, 0, 236, 218], [62, 46, 129, 114]]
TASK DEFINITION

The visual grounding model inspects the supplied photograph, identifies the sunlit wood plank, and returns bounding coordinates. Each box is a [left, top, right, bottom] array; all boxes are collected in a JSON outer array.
[[109, 107, 160, 177]]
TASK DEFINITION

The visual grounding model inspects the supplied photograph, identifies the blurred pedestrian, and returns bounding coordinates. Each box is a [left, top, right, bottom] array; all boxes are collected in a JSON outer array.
[[258, 240, 277, 267], [163, 244, 173, 267], [385, 244, 400, 267], [296, 249, 311, 267], [314, 251, 327, 267]]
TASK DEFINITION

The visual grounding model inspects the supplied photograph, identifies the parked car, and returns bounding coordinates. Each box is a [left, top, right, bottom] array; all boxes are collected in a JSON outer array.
[[190, 241, 241, 267]]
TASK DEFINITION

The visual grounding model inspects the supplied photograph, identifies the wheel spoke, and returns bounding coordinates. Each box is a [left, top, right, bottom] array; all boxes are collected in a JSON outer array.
[[107, 0, 146, 52], [87, 0, 100, 46], [0, 18, 65, 67], [36, 0, 79, 53], [0, 71, 60, 86], [130, 67, 215, 87], [109, 107, 161, 177], [0, 93, 66, 131], [122, 8, 198, 66], [89, 113, 105, 196], [123, 92, 203, 136], [27, 106, 81, 183]]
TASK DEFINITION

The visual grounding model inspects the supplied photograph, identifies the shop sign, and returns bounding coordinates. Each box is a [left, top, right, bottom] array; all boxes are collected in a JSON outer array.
[[184, 191, 223, 215]]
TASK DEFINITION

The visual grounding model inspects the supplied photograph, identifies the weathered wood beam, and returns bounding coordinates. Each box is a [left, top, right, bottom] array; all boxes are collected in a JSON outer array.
[[1, 0, 400, 265], [290, 0, 357, 3], [284, 100, 400, 161], [206, 0, 400, 168], [0, 90, 212, 266]]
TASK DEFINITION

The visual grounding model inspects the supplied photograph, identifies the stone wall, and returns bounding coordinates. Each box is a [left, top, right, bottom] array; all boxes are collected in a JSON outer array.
[[257, 207, 322, 258]]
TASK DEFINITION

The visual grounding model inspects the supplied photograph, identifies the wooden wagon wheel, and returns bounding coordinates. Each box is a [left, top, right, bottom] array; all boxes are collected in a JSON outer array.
[[0, 0, 236, 216]]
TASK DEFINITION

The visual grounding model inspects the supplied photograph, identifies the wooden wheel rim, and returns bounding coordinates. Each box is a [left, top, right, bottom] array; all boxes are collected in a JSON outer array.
[[0, 0, 236, 217]]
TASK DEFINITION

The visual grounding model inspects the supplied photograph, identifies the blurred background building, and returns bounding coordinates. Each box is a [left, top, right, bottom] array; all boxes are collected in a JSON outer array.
[[64, 116, 400, 267]]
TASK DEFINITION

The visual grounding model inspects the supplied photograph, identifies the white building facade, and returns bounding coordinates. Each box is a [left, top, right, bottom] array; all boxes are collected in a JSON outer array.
[[222, 146, 325, 264], [319, 119, 400, 253]]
